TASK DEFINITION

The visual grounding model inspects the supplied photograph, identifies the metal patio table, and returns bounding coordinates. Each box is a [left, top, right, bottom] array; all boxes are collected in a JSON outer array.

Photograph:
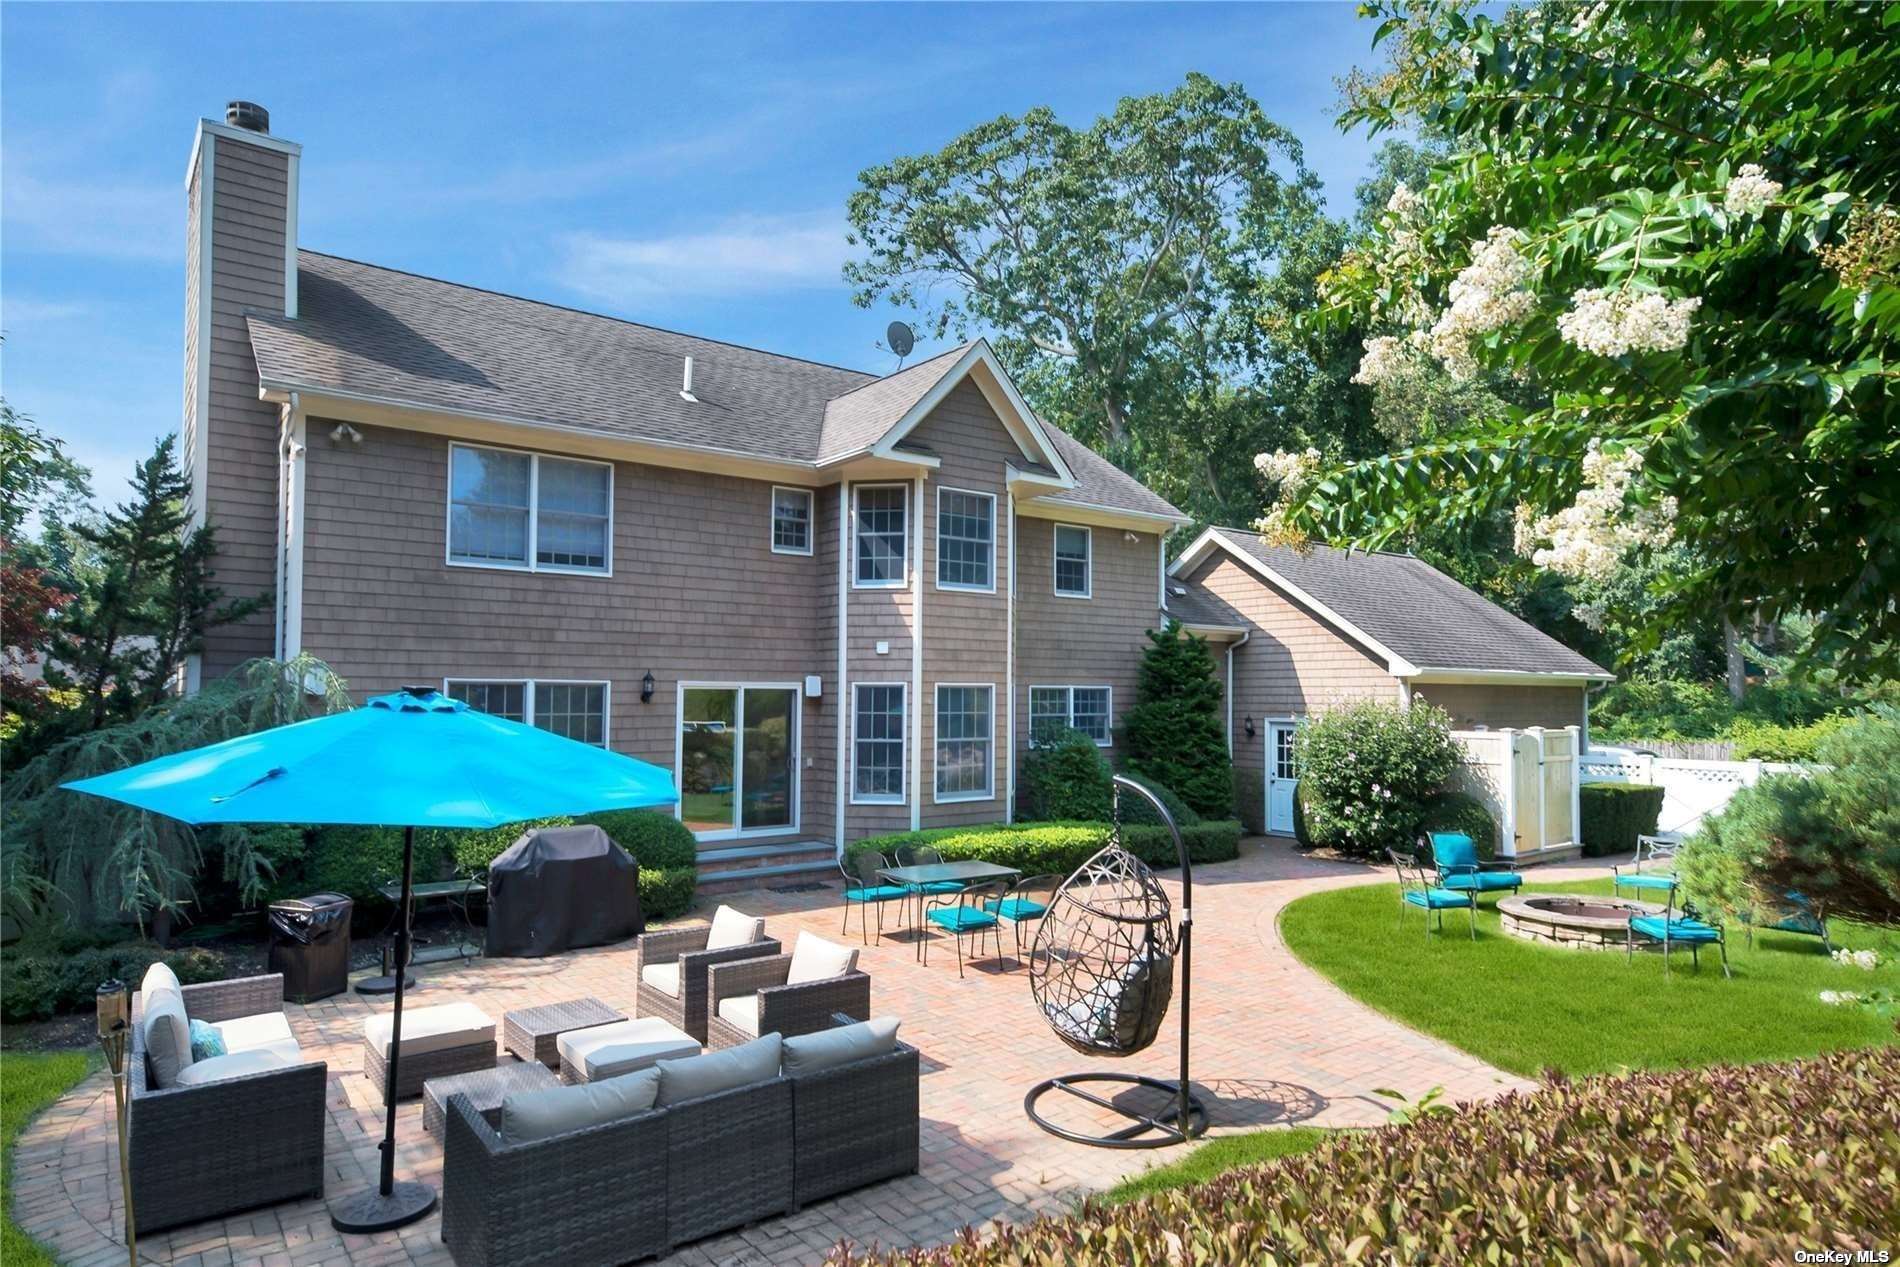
[[879, 860, 1021, 961]]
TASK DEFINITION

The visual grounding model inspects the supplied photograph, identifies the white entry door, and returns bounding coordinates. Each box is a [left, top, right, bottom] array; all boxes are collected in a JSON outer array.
[[1266, 718, 1300, 835]]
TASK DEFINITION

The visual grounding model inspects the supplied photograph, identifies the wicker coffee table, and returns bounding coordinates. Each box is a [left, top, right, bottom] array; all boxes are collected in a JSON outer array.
[[503, 996, 627, 1068], [422, 1060, 561, 1140]]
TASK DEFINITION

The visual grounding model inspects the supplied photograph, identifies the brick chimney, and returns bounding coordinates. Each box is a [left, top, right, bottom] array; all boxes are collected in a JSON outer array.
[[182, 102, 300, 686]]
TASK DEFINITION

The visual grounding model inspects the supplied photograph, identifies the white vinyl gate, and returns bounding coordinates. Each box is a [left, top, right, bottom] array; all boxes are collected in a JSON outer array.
[[1449, 726, 1582, 860]]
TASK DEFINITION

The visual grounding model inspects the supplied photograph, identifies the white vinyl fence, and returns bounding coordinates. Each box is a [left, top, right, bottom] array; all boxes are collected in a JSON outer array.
[[1578, 748, 1807, 835], [1450, 726, 1581, 861]]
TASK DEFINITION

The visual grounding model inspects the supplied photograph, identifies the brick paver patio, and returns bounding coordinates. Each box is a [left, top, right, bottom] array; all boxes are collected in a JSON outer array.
[[11, 839, 1609, 1266]]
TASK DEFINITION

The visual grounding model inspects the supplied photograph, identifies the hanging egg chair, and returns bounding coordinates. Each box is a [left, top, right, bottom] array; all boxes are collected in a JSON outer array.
[[1023, 775, 1207, 1149]]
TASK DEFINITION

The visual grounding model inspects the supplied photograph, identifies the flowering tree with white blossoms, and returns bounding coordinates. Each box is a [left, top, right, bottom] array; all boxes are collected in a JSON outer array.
[[1274, 0, 1900, 678]]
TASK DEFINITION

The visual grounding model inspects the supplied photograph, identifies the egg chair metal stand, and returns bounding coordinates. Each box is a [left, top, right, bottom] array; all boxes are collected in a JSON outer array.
[[1023, 775, 1206, 1149]]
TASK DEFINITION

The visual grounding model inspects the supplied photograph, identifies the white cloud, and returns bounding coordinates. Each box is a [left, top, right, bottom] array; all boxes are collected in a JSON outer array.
[[551, 212, 850, 303], [1, 168, 177, 264]]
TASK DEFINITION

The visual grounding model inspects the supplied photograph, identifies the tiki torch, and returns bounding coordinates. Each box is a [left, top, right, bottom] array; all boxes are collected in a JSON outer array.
[[95, 980, 137, 1267]]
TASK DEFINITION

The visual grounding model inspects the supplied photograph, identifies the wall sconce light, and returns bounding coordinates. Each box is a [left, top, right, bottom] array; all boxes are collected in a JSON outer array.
[[1243, 716, 1256, 739], [640, 671, 655, 703]]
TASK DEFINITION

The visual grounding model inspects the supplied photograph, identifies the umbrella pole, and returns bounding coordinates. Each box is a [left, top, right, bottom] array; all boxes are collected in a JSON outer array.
[[330, 826, 437, 1233]]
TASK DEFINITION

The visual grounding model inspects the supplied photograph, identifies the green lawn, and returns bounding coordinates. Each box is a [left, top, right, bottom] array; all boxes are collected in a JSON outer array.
[[2, 1050, 94, 1267], [1280, 877, 1899, 1077], [1101, 1126, 1330, 1205]]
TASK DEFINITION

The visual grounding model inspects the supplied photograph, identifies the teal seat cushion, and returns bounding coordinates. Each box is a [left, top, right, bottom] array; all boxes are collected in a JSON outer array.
[[926, 906, 998, 932], [1403, 888, 1471, 911], [913, 881, 964, 895], [1617, 873, 1678, 891], [845, 884, 909, 902], [1629, 915, 1720, 943], [1441, 872, 1520, 892], [985, 898, 1048, 921]]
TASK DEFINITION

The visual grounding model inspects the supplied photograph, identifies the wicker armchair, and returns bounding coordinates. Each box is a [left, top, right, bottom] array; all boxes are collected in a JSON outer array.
[[128, 974, 327, 1233], [634, 923, 781, 1043], [704, 953, 871, 1049], [787, 1015, 921, 1208], [441, 1094, 669, 1267]]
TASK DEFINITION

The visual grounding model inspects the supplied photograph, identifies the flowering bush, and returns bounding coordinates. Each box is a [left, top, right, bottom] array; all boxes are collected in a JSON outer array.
[[1292, 701, 1461, 859]]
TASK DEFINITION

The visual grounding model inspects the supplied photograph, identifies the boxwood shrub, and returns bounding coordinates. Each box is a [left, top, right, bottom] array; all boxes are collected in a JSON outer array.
[[1419, 791, 1500, 861], [833, 1046, 1900, 1267], [579, 809, 699, 921], [0, 943, 228, 1023], [1018, 727, 1114, 822], [846, 819, 1242, 880], [1579, 782, 1665, 856]]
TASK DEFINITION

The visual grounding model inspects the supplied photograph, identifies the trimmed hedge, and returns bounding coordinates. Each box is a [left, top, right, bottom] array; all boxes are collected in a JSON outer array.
[[1018, 728, 1113, 822], [1, 944, 227, 1023], [579, 810, 700, 921], [1579, 782, 1665, 857], [846, 819, 1243, 880], [833, 1046, 1900, 1267], [1231, 766, 1265, 835], [1114, 772, 1201, 829], [1420, 791, 1500, 861]]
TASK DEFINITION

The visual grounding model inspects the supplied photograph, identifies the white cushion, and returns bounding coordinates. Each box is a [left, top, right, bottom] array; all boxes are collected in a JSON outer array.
[[559, 1017, 701, 1082], [781, 1017, 901, 1076], [715, 994, 761, 1037], [786, 932, 858, 985], [364, 1002, 494, 1061], [639, 962, 680, 998], [173, 1048, 294, 1087], [140, 988, 192, 1088], [140, 961, 182, 998], [705, 904, 764, 951], [654, 1033, 781, 1106], [499, 1068, 661, 1145], [215, 1011, 301, 1063]]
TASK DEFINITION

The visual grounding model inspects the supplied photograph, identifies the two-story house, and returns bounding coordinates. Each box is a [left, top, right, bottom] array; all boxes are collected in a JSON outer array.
[[181, 103, 1190, 887]]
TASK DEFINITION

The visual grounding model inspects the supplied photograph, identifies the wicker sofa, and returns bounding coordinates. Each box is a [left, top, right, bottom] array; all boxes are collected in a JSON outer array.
[[633, 917, 780, 1043], [128, 974, 327, 1233], [440, 1021, 919, 1266]]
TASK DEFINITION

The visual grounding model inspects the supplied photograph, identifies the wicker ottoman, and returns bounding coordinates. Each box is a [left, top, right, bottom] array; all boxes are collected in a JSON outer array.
[[503, 997, 626, 1068], [422, 1060, 561, 1141], [364, 1001, 496, 1100], [557, 1016, 700, 1085]]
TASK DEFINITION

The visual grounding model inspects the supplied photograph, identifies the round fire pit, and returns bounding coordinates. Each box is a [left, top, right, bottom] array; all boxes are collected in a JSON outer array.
[[1498, 892, 1666, 950]]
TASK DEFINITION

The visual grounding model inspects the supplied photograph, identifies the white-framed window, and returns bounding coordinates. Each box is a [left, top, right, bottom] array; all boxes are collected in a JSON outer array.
[[1028, 684, 1113, 747], [445, 678, 609, 745], [771, 486, 814, 556], [936, 488, 995, 592], [852, 682, 907, 803], [1053, 523, 1091, 598], [853, 484, 908, 588], [447, 442, 612, 575], [934, 683, 995, 802]]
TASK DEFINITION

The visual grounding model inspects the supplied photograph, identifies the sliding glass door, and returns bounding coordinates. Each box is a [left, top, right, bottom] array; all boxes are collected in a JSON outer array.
[[679, 685, 798, 838]]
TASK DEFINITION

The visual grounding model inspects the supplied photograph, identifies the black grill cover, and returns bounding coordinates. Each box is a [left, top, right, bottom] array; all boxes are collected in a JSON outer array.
[[484, 825, 644, 957]]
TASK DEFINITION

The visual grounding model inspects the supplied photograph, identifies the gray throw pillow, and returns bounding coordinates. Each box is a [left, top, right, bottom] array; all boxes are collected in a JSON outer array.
[[141, 987, 193, 1088], [654, 1033, 782, 1106], [781, 1017, 901, 1076], [499, 1067, 661, 1145]]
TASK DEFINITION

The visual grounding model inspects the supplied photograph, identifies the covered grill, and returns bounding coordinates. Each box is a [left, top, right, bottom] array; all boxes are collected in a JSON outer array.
[[484, 824, 644, 957]]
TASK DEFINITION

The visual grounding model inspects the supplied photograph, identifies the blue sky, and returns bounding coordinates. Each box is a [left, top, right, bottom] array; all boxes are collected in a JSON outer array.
[[2, 2, 1385, 506]]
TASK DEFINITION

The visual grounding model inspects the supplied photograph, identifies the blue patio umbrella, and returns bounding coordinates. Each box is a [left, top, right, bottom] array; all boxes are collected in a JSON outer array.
[[64, 686, 678, 1234]]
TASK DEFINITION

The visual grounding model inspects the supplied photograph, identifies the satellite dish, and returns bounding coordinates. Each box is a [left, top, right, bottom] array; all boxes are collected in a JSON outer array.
[[886, 321, 916, 360]]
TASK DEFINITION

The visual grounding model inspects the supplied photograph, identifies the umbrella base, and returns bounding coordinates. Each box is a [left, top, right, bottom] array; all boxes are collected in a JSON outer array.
[[330, 1181, 436, 1233], [354, 973, 417, 996]]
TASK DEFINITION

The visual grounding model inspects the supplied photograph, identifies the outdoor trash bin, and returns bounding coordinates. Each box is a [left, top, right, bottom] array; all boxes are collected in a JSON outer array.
[[267, 891, 353, 1002]]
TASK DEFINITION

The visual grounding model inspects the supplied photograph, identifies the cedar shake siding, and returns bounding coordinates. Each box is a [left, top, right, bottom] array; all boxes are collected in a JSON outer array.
[[189, 127, 293, 678], [1183, 552, 1396, 808], [914, 381, 1014, 829], [297, 422, 835, 853], [1411, 683, 1586, 731], [1013, 514, 1164, 766]]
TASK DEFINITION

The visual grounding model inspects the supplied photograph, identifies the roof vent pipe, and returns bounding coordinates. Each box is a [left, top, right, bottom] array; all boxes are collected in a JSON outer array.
[[680, 356, 698, 403], [226, 100, 270, 133]]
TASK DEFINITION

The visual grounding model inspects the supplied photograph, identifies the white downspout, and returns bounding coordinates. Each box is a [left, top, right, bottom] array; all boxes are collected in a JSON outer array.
[[1224, 630, 1249, 754], [835, 482, 849, 857], [910, 472, 924, 832], [1006, 493, 1016, 823]]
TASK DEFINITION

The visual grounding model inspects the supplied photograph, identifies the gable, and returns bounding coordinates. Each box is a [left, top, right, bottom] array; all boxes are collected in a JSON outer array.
[[1185, 554, 1389, 675]]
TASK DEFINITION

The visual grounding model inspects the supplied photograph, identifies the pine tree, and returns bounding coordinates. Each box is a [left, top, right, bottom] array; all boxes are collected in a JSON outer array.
[[44, 436, 264, 734], [1119, 619, 1233, 818]]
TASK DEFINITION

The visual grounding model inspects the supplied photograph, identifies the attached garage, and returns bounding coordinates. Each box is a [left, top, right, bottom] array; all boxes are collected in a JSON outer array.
[[1167, 527, 1614, 837]]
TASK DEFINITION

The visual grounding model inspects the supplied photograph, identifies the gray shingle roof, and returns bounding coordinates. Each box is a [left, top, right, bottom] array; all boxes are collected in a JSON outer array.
[[1163, 582, 1246, 631], [247, 252, 1182, 521], [1186, 527, 1611, 677]]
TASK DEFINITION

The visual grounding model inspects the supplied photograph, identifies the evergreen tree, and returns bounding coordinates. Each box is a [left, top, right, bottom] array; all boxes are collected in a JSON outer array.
[[1119, 620, 1232, 818], [43, 435, 264, 736]]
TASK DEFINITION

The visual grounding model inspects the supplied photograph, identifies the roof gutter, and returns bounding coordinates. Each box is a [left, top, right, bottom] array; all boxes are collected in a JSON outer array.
[[1402, 668, 1617, 687]]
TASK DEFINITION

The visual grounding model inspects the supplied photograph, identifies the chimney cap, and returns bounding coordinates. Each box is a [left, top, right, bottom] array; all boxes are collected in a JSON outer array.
[[225, 101, 270, 133]]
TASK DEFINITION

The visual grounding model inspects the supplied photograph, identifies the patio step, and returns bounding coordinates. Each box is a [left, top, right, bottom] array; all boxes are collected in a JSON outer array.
[[694, 840, 837, 895]]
